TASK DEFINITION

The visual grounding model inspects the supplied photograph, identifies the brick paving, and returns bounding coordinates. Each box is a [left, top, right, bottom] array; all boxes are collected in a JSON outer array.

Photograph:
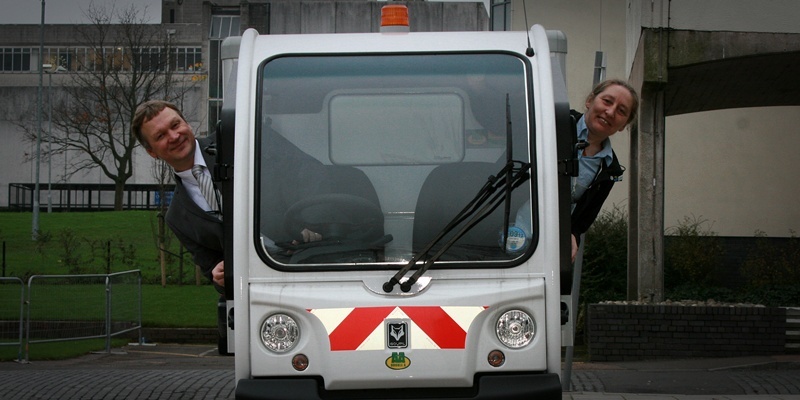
[[1, 343, 799, 400], [0, 369, 235, 399], [0, 344, 235, 400], [731, 370, 800, 395], [567, 355, 800, 399]]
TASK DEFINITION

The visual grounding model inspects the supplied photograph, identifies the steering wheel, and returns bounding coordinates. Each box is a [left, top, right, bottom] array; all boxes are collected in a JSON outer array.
[[284, 193, 384, 242]]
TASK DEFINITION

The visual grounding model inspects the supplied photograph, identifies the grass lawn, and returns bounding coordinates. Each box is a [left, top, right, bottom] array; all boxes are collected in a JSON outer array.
[[1, 210, 206, 281], [1, 211, 219, 361], [1, 283, 217, 326], [141, 284, 218, 327], [2, 211, 167, 277]]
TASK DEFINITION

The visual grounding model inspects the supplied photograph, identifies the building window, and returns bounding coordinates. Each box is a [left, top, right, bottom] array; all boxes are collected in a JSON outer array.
[[491, 0, 512, 31], [1, 46, 202, 73], [172, 47, 203, 72], [209, 15, 241, 40], [44, 45, 202, 74], [1, 48, 31, 72], [136, 47, 163, 72], [42, 47, 125, 72]]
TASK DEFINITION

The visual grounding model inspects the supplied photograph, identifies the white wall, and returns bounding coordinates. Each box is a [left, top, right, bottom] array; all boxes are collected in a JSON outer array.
[[665, 107, 800, 236]]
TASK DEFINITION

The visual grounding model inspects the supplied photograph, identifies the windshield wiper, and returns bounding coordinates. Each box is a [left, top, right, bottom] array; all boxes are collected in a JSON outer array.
[[382, 160, 530, 293], [383, 95, 530, 293]]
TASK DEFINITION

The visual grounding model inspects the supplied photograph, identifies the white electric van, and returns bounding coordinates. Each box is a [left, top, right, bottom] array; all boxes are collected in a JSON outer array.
[[217, 8, 576, 399]]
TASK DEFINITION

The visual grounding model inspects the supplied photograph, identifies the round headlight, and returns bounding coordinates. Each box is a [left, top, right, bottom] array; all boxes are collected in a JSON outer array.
[[495, 309, 535, 348], [260, 313, 300, 353]]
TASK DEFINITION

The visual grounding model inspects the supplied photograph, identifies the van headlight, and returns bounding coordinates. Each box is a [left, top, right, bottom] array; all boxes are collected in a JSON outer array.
[[495, 309, 535, 348], [260, 313, 300, 353]]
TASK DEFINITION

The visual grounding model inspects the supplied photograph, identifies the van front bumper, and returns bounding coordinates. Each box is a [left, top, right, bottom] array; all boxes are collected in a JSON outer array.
[[235, 372, 561, 400]]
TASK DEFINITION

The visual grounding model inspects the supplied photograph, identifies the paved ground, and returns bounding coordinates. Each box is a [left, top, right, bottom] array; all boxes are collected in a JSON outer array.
[[0, 344, 236, 400], [1, 343, 798, 399], [566, 354, 800, 400]]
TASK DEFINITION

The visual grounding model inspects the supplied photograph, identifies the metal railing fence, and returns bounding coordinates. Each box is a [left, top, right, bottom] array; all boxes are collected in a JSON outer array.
[[0, 277, 24, 362], [8, 183, 174, 211], [24, 270, 142, 362]]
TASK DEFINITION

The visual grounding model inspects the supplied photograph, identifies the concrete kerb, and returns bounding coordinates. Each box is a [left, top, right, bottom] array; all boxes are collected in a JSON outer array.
[[133, 327, 218, 345]]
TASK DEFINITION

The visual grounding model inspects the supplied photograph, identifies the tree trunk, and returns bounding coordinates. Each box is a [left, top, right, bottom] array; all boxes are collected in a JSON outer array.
[[114, 181, 125, 211], [159, 212, 167, 287]]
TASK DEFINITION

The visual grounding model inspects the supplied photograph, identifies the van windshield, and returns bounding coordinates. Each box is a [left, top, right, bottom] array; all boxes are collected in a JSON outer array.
[[256, 53, 535, 269]]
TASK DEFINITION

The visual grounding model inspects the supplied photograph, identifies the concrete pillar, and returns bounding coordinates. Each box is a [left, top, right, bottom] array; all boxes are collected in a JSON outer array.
[[627, 124, 639, 300], [629, 83, 665, 302], [627, 28, 667, 302]]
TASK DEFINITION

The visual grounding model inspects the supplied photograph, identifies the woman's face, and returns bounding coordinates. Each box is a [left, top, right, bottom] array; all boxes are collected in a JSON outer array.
[[584, 84, 634, 139]]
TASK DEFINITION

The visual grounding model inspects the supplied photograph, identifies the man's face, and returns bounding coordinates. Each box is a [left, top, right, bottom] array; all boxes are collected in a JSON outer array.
[[584, 84, 634, 139], [140, 107, 196, 172]]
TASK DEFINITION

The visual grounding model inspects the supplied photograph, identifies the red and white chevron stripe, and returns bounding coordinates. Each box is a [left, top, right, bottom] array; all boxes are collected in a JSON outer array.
[[308, 306, 488, 351]]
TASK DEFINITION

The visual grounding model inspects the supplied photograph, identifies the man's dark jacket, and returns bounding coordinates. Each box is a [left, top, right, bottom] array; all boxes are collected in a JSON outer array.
[[165, 135, 224, 283]]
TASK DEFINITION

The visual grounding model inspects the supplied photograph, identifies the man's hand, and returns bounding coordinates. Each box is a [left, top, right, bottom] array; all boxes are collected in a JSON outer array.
[[300, 228, 323, 243], [571, 234, 578, 263], [212, 261, 225, 287]]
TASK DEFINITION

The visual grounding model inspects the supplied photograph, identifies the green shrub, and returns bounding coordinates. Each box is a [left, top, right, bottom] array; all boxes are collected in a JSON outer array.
[[665, 283, 736, 303], [738, 284, 800, 307], [570, 208, 800, 316], [740, 230, 800, 289], [581, 204, 628, 305], [56, 228, 84, 274], [664, 215, 722, 287]]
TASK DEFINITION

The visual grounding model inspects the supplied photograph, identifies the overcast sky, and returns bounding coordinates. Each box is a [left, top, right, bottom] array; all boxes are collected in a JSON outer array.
[[0, 0, 160, 24], [0, 0, 490, 24]]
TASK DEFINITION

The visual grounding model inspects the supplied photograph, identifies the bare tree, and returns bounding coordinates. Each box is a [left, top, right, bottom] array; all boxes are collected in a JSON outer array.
[[24, 3, 198, 210], [151, 157, 173, 286]]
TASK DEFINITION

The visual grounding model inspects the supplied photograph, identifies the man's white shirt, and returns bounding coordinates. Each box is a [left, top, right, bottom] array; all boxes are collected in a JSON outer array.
[[174, 140, 214, 212]]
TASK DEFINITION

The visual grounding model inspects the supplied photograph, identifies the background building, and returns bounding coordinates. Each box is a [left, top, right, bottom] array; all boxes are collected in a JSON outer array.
[[0, 0, 488, 210], [2, 0, 798, 243]]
